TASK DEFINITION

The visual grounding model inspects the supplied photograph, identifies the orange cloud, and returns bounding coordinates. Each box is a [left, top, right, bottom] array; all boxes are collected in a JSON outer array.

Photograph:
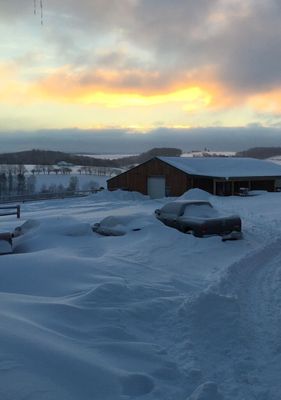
[[248, 89, 281, 114], [30, 66, 234, 114], [4, 61, 281, 122]]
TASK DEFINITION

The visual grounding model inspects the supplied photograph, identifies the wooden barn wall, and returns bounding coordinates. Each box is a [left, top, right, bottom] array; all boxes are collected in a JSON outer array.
[[107, 158, 192, 196], [108, 158, 278, 196]]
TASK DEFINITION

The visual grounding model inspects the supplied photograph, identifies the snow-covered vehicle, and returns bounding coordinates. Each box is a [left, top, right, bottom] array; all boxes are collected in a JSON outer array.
[[13, 219, 40, 238], [155, 200, 242, 238], [0, 232, 13, 254], [92, 215, 143, 236], [0, 220, 40, 255], [0, 205, 21, 255]]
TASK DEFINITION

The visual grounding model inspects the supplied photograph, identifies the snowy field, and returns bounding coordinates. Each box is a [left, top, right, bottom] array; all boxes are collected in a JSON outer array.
[[75, 154, 138, 159], [34, 173, 109, 192], [1, 189, 281, 399], [182, 151, 236, 157]]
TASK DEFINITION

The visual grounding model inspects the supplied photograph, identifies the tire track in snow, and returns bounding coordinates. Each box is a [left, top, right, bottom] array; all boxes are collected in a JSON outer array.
[[177, 238, 281, 399], [218, 237, 281, 399]]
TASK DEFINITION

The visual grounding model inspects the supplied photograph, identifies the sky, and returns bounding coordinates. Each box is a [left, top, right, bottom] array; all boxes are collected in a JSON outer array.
[[1, 0, 281, 152]]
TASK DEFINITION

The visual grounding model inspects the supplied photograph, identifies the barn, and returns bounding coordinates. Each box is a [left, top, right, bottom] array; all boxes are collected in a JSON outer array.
[[107, 156, 281, 198]]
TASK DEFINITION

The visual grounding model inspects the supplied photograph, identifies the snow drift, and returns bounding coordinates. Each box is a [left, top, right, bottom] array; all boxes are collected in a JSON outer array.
[[0, 189, 280, 399]]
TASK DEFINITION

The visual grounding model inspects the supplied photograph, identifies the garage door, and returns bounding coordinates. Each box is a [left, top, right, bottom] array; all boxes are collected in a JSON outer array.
[[147, 176, 166, 199]]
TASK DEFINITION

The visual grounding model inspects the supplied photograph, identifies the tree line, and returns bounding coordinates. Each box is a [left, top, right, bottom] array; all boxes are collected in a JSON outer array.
[[0, 165, 101, 198], [0, 165, 36, 197]]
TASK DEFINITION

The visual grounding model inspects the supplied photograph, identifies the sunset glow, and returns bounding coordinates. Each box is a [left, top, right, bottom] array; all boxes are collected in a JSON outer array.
[[0, 0, 281, 140]]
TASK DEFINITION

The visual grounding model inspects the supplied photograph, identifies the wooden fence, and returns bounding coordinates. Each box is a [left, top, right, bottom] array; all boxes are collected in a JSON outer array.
[[0, 205, 21, 218]]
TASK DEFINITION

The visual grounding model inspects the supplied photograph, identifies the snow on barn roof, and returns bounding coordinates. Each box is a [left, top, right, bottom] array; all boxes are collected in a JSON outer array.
[[158, 157, 281, 179]]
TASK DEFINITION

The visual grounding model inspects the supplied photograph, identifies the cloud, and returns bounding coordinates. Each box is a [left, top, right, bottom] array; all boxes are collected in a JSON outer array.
[[0, 0, 32, 20], [0, 63, 29, 103], [1, 0, 281, 119], [206, 0, 281, 94], [1, 126, 281, 153], [56, 1, 281, 99]]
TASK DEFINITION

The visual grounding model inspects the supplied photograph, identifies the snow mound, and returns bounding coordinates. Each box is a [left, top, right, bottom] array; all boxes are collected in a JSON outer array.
[[60, 222, 93, 236], [179, 188, 211, 201], [187, 381, 223, 400], [91, 189, 148, 201], [39, 218, 93, 237]]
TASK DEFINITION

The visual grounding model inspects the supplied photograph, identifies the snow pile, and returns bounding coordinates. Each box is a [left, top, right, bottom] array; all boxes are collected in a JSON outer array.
[[91, 189, 148, 201], [0, 192, 281, 399], [179, 188, 211, 201]]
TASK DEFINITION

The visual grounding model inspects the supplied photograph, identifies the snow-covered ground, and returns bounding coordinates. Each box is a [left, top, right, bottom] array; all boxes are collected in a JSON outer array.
[[34, 173, 109, 192], [0, 189, 281, 399], [182, 151, 236, 157], [75, 154, 138, 159], [76, 152, 235, 159], [268, 156, 281, 166]]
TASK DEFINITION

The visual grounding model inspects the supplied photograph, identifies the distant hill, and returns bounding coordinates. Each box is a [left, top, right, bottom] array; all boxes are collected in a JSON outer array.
[[236, 147, 281, 159], [114, 147, 182, 166], [0, 148, 182, 167], [0, 149, 109, 167]]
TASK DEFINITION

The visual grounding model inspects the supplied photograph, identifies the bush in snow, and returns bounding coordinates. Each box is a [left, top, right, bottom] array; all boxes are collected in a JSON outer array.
[[67, 176, 79, 193]]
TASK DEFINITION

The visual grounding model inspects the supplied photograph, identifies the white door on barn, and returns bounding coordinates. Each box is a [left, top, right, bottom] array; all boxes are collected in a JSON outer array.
[[147, 176, 166, 198]]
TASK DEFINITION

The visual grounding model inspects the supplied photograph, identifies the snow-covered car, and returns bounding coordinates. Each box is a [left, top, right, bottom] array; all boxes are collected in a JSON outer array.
[[13, 219, 40, 238], [92, 215, 143, 236], [154, 200, 242, 238], [0, 232, 13, 255]]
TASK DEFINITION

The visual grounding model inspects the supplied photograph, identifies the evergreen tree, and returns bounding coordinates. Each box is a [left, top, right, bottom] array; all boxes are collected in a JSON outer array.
[[8, 170, 13, 194], [0, 173, 7, 196], [17, 173, 26, 195], [26, 175, 36, 194], [67, 176, 79, 193]]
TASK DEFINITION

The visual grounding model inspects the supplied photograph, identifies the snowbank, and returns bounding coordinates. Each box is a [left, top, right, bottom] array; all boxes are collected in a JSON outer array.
[[0, 191, 281, 399], [91, 189, 148, 201]]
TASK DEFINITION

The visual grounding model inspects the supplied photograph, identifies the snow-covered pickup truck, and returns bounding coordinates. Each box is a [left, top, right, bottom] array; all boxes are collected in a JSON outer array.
[[155, 200, 242, 239]]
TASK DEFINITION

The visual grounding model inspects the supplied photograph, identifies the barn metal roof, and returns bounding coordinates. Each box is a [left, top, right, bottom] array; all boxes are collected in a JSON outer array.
[[158, 157, 281, 179]]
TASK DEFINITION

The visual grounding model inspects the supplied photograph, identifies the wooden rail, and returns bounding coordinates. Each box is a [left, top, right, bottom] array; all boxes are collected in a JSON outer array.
[[0, 205, 20, 219]]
